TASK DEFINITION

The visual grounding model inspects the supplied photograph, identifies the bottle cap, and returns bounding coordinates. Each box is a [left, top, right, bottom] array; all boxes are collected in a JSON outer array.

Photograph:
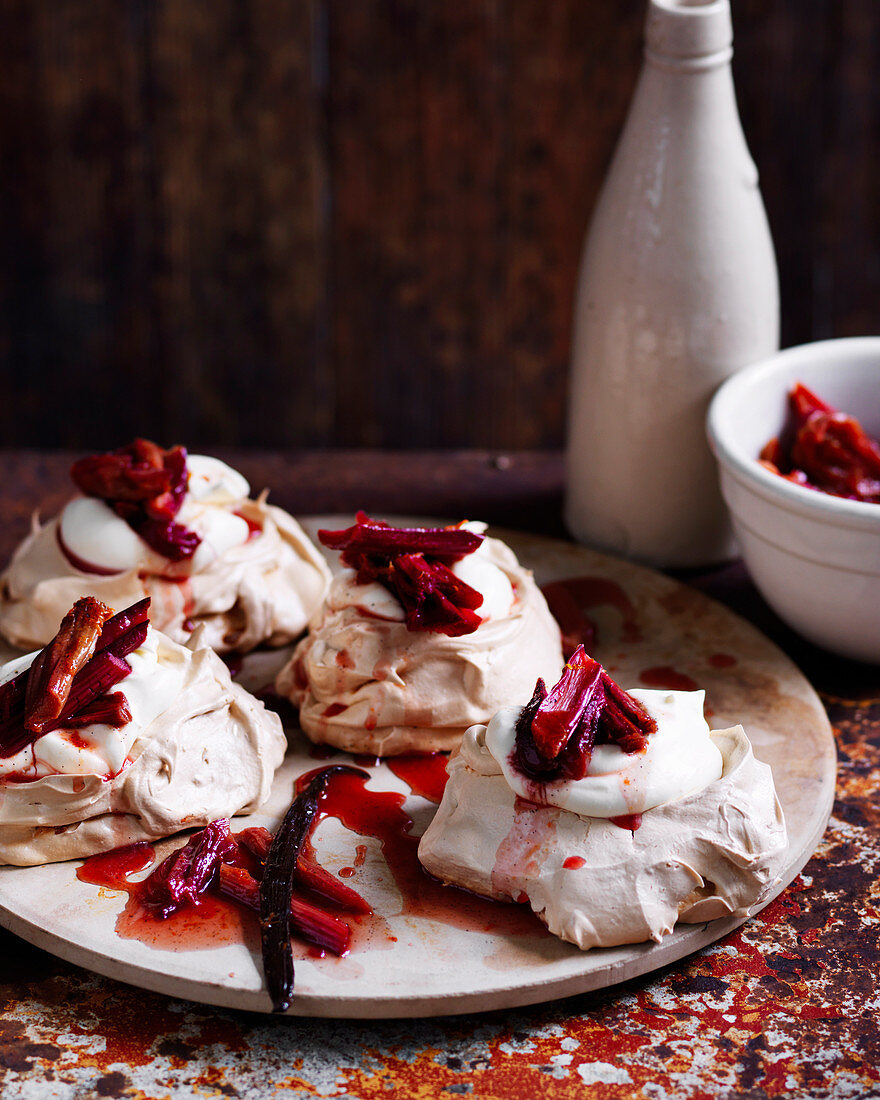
[[645, 0, 732, 62]]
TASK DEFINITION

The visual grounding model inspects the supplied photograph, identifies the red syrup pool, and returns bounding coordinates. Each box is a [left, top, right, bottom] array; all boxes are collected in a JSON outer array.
[[541, 576, 642, 653], [639, 665, 700, 692], [297, 767, 549, 938], [385, 753, 450, 803], [78, 840, 258, 954]]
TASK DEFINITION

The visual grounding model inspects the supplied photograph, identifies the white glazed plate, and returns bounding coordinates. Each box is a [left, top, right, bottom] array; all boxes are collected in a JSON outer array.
[[0, 522, 836, 1017]]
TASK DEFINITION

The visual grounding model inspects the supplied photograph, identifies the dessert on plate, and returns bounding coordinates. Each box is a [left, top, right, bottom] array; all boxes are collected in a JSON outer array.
[[275, 513, 564, 755], [0, 596, 287, 865], [0, 439, 330, 653], [419, 646, 788, 949]]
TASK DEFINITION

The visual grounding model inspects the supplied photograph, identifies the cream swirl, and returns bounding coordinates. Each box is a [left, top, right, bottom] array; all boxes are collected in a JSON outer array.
[[480, 688, 724, 818], [59, 455, 252, 575]]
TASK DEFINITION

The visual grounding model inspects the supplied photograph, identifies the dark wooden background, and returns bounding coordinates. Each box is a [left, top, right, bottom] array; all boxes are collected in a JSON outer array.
[[0, 1, 878, 452]]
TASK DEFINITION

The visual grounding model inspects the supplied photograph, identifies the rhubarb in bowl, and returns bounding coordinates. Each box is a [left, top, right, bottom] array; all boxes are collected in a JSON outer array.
[[707, 336, 880, 662]]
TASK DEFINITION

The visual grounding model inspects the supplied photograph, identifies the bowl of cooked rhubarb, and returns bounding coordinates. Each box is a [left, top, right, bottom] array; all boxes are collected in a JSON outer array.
[[707, 336, 880, 663]]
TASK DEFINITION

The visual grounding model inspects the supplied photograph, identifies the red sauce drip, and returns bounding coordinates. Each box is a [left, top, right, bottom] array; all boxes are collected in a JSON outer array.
[[296, 768, 548, 937], [708, 653, 737, 669], [234, 511, 263, 540], [639, 666, 699, 692], [609, 813, 642, 831], [335, 650, 354, 669], [385, 754, 450, 804], [352, 754, 382, 768], [77, 842, 155, 890], [322, 703, 346, 718], [541, 576, 641, 650], [339, 845, 367, 879], [562, 856, 585, 870]]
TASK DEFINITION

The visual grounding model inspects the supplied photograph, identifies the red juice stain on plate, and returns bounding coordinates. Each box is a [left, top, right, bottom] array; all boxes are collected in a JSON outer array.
[[77, 842, 155, 890], [386, 753, 450, 803], [708, 653, 737, 669], [339, 844, 368, 878], [541, 576, 642, 651], [78, 843, 258, 952], [562, 856, 585, 870], [298, 768, 548, 938], [639, 665, 699, 692]]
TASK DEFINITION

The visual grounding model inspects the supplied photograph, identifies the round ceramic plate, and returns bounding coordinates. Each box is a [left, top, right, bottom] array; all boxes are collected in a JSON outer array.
[[0, 520, 836, 1018]]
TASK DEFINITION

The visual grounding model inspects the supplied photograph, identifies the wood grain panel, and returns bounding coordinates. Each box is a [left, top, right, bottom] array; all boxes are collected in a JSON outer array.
[[0, 2, 877, 451]]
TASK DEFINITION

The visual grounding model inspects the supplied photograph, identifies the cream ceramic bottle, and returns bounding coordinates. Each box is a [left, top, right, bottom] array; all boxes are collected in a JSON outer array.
[[564, 0, 778, 568]]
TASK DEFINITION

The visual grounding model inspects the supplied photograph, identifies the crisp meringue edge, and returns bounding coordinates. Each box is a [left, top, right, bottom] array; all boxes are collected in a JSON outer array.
[[418, 723, 788, 951]]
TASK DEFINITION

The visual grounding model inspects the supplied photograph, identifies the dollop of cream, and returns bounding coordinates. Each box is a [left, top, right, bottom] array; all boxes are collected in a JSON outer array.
[[330, 522, 515, 625], [0, 481, 331, 654], [59, 454, 252, 575], [482, 689, 723, 818]]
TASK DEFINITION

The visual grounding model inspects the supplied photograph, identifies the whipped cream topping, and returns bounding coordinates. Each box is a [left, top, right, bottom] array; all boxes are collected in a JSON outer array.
[[59, 454, 252, 575], [0, 628, 186, 781], [480, 688, 723, 818]]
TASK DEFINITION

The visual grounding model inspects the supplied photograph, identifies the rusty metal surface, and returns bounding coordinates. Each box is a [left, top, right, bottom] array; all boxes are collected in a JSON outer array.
[[0, 450, 878, 1098]]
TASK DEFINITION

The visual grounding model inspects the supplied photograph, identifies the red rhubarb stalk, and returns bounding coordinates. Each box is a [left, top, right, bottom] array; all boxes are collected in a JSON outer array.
[[24, 597, 115, 734], [237, 826, 370, 914], [140, 820, 239, 919], [217, 865, 351, 956], [514, 645, 656, 783]]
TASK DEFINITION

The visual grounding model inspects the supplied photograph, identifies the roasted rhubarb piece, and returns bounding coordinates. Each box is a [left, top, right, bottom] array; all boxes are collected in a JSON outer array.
[[24, 597, 114, 734], [69, 439, 201, 561], [217, 865, 351, 956], [318, 513, 485, 636], [140, 819, 239, 919], [514, 646, 656, 782], [0, 597, 150, 759], [759, 382, 880, 503], [260, 764, 369, 1013], [237, 825, 370, 913]]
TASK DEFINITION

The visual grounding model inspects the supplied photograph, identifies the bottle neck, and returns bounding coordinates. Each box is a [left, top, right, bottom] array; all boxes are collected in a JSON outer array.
[[644, 44, 733, 75], [644, 0, 732, 75]]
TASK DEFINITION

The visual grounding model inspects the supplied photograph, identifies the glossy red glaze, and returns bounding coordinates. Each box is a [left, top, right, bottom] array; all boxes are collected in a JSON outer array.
[[297, 767, 548, 937], [386, 753, 450, 803], [77, 842, 155, 890]]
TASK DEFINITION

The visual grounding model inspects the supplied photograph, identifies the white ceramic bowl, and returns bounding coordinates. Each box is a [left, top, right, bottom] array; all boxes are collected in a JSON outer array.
[[707, 337, 880, 663]]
